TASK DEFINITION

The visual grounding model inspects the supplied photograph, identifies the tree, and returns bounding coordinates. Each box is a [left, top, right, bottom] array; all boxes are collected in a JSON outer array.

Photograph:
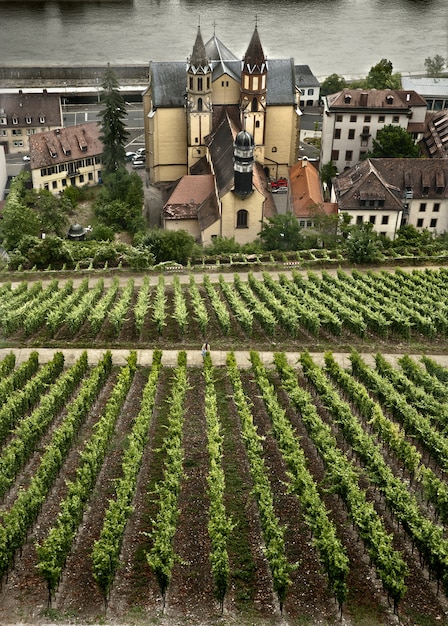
[[367, 124, 421, 158], [320, 73, 348, 97], [94, 169, 145, 233], [345, 222, 383, 264], [0, 174, 40, 249], [98, 65, 129, 173], [365, 58, 401, 90], [34, 189, 70, 237], [258, 212, 303, 251], [138, 229, 199, 265], [307, 204, 340, 248], [320, 160, 338, 197], [424, 55, 446, 78]]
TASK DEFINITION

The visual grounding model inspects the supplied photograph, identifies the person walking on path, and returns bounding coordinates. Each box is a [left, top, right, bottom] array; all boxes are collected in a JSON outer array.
[[201, 341, 210, 359]]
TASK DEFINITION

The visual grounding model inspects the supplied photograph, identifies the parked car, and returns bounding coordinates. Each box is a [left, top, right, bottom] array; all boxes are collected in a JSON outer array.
[[22, 155, 31, 162], [135, 147, 146, 156], [132, 157, 146, 169], [126, 151, 137, 161], [270, 177, 288, 191]]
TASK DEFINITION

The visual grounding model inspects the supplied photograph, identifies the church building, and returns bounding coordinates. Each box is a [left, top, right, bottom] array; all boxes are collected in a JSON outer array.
[[142, 25, 302, 245]]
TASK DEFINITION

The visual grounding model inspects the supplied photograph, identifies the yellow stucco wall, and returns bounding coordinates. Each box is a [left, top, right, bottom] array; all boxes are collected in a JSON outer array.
[[264, 106, 298, 179], [148, 107, 188, 184], [164, 219, 200, 240], [211, 75, 240, 106], [220, 188, 265, 245]]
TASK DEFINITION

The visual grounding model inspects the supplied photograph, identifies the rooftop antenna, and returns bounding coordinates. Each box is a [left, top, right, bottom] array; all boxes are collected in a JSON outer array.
[[212, 20, 217, 36]]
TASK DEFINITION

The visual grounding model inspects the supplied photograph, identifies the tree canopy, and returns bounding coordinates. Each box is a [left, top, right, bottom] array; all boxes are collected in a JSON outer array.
[[424, 54, 446, 78], [258, 213, 304, 252], [98, 65, 129, 174], [367, 124, 421, 158], [320, 73, 348, 97]]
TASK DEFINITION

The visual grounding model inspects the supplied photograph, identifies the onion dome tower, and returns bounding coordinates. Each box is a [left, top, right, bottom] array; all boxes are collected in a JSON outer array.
[[186, 26, 213, 167], [240, 25, 267, 148], [234, 129, 254, 198]]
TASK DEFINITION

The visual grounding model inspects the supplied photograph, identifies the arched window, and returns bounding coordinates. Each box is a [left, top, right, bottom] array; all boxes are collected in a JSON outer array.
[[236, 209, 248, 228], [198, 98, 203, 112], [251, 97, 258, 112]]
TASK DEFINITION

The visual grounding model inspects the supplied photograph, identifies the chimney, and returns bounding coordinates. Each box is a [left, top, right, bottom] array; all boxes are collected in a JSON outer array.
[[360, 92, 368, 106]]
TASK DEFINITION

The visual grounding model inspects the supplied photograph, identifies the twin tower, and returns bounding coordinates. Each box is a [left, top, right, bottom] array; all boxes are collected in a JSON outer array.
[[186, 25, 267, 196]]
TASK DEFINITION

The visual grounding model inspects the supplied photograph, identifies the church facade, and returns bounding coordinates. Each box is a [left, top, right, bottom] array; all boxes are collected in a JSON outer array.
[[143, 26, 301, 184], [142, 25, 302, 245]]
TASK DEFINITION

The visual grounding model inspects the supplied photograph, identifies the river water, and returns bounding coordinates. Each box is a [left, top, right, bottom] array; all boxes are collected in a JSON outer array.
[[0, 0, 446, 80]]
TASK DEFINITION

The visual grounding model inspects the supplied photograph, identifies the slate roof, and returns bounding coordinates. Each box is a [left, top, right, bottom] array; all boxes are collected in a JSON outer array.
[[333, 158, 448, 212], [372, 158, 448, 198], [148, 62, 187, 108], [0, 91, 61, 127], [243, 26, 266, 73], [29, 121, 102, 169], [295, 65, 320, 89], [333, 159, 403, 212], [189, 27, 209, 71], [266, 59, 296, 106]]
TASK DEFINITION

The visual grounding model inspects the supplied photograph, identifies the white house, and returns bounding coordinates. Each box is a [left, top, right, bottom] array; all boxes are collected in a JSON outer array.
[[321, 89, 427, 173]]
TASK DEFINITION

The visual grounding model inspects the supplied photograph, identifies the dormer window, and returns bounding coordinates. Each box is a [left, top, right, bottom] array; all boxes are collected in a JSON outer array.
[[12, 116, 18, 125], [386, 95, 394, 104], [344, 94, 352, 104], [26, 116, 32, 124], [39, 116, 45, 124], [0, 117, 6, 125]]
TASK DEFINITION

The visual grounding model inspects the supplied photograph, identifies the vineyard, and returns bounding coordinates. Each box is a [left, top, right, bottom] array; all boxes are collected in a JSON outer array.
[[1, 268, 448, 626], [2, 266, 448, 352]]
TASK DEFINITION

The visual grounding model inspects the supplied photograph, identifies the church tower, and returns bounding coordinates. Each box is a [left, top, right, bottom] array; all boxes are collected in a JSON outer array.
[[240, 25, 267, 153], [186, 26, 213, 169], [233, 129, 254, 198]]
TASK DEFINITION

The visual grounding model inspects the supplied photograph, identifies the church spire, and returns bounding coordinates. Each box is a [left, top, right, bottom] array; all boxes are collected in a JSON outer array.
[[240, 24, 267, 150], [186, 25, 213, 169], [189, 26, 210, 73], [242, 25, 267, 74]]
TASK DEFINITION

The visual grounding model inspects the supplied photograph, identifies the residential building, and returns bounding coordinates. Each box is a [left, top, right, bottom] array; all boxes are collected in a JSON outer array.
[[321, 89, 427, 173], [332, 158, 448, 237], [143, 26, 304, 186], [0, 91, 62, 155], [296, 65, 321, 109], [29, 121, 103, 194], [288, 159, 338, 235]]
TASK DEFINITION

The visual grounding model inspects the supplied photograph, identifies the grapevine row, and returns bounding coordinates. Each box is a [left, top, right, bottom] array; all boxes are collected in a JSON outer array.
[[0, 352, 112, 581], [203, 354, 232, 610], [302, 352, 448, 597], [274, 352, 408, 612], [249, 351, 349, 613], [36, 352, 137, 601], [92, 350, 162, 601], [226, 351, 293, 611], [145, 351, 187, 606]]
